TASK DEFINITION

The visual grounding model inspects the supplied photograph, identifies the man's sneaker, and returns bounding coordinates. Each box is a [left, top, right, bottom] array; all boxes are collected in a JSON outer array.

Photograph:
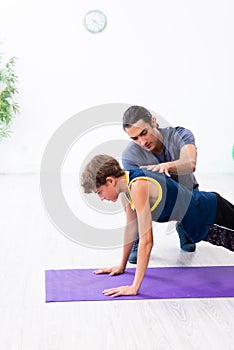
[[176, 222, 196, 252], [128, 234, 139, 264]]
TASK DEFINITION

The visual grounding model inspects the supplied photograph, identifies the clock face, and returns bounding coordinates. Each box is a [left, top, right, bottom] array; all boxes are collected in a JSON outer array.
[[83, 10, 107, 34]]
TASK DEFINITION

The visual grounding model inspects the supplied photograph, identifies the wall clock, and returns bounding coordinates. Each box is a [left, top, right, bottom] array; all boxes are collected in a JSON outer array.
[[83, 10, 107, 34]]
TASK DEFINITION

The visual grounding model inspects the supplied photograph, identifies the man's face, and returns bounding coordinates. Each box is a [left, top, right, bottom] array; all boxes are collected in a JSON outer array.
[[124, 119, 161, 153]]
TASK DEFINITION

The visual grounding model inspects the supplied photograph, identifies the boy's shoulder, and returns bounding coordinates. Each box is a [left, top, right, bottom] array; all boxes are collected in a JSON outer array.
[[129, 168, 167, 184]]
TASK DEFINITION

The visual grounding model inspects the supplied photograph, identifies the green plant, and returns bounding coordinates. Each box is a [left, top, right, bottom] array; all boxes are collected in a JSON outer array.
[[0, 55, 19, 140]]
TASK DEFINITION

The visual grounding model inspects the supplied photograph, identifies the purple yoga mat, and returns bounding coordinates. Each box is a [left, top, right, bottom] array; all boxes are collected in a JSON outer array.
[[45, 266, 234, 302]]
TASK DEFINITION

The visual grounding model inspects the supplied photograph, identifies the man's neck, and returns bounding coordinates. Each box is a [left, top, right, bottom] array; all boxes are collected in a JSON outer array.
[[151, 128, 164, 154]]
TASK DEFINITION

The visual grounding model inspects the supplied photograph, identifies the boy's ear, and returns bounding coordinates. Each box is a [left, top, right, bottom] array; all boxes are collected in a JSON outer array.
[[106, 176, 115, 185]]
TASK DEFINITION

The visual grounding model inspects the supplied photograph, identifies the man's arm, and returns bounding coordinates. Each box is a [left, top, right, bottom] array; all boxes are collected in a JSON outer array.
[[141, 144, 197, 177], [122, 145, 140, 170]]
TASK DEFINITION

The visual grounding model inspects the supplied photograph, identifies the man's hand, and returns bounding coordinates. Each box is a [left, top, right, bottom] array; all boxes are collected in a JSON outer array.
[[140, 163, 171, 177], [140, 144, 197, 176], [93, 265, 125, 276], [102, 285, 138, 298]]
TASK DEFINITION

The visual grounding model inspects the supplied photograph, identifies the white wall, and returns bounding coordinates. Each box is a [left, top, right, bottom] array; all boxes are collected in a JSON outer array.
[[0, 0, 233, 173]]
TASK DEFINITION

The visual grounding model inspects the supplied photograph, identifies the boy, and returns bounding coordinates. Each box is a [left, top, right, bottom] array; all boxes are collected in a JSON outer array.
[[81, 154, 234, 297]]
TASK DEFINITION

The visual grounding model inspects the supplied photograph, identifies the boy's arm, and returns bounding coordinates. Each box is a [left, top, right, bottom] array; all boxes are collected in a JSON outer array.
[[130, 180, 154, 292], [119, 194, 138, 269], [103, 180, 154, 297], [93, 194, 138, 276]]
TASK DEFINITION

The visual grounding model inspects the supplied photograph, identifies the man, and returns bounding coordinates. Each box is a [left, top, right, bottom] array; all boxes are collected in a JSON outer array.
[[122, 105, 198, 263]]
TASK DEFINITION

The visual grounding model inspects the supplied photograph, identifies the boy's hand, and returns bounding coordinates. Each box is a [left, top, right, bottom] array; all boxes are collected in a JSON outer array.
[[93, 265, 125, 276], [102, 285, 138, 298]]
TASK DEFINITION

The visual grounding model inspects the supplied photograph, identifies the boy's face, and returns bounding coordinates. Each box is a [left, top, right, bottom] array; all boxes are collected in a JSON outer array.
[[125, 118, 160, 152], [95, 180, 118, 202]]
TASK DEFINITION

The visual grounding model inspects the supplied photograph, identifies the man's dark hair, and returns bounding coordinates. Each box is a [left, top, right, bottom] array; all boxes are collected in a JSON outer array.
[[122, 106, 153, 130]]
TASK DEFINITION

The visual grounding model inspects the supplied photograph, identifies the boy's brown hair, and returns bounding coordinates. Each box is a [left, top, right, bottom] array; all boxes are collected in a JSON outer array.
[[81, 154, 125, 193]]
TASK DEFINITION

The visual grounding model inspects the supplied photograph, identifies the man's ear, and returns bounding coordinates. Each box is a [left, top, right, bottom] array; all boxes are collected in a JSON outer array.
[[151, 117, 159, 128], [151, 117, 157, 128], [106, 176, 116, 185]]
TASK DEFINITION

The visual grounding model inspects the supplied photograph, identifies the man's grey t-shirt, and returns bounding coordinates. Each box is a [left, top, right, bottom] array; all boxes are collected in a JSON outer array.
[[122, 126, 199, 190]]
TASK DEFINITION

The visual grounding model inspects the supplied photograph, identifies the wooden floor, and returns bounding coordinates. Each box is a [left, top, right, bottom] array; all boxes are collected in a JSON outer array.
[[0, 173, 234, 350]]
